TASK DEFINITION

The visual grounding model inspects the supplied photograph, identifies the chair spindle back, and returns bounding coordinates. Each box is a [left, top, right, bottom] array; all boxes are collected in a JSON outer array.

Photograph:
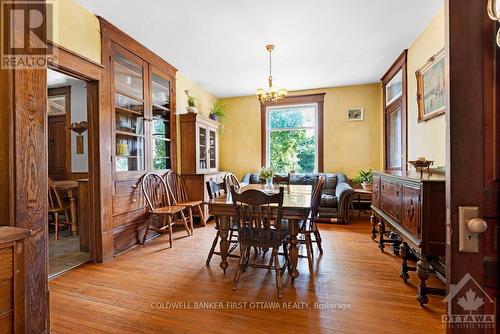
[[48, 178, 64, 210], [206, 179, 226, 200], [142, 172, 173, 211], [164, 171, 189, 203], [230, 186, 285, 240]]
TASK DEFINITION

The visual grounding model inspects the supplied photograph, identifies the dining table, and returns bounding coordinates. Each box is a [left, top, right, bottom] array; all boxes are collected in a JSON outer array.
[[206, 183, 312, 280], [53, 180, 80, 237]]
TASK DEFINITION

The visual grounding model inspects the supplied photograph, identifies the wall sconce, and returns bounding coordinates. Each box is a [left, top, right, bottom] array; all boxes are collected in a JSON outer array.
[[70, 121, 88, 154], [487, 0, 500, 46]]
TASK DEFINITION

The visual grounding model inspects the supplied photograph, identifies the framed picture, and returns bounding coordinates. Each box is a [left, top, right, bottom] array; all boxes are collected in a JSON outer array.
[[347, 107, 364, 121], [47, 94, 67, 115], [416, 48, 445, 122]]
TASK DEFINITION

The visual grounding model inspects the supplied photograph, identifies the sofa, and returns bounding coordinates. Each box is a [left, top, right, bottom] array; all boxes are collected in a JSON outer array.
[[241, 173, 354, 223]]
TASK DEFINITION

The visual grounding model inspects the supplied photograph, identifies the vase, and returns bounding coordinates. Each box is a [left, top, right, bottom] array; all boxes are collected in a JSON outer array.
[[264, 177, 274, 191], [209, 113, 219, 121], [187, 106, 198, 113], [361, 183, 372, 191]]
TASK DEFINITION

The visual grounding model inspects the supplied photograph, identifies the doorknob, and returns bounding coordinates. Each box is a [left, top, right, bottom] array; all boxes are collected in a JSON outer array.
[[468, 218, 487, 234], [459, 207, 486, 253]]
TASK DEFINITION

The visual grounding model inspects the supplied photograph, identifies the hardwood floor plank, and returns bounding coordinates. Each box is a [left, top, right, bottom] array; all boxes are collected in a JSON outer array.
[[50, 219, 445, 333]]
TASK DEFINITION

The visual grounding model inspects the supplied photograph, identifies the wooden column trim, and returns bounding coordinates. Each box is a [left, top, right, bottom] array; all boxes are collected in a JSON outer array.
[[260, 93, 326, 172]]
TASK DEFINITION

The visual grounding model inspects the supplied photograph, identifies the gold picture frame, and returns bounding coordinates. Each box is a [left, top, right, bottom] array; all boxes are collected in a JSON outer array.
[[416, 48, 445, 122]]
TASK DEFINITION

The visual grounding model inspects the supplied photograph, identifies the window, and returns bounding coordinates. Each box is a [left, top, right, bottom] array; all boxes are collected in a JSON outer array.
[[261, 93, 325, 173]]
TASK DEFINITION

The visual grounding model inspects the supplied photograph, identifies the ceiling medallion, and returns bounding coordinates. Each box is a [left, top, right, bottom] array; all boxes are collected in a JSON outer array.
[[256, 44, 287, 103]]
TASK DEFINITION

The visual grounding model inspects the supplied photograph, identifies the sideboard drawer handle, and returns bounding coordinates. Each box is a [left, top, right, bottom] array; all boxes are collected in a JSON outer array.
[[132, 184, 137, 188], [131, 198, 137, 203]]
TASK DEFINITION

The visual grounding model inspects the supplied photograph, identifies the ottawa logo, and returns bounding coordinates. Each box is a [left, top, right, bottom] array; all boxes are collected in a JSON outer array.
[[442, 273, 495, 329]]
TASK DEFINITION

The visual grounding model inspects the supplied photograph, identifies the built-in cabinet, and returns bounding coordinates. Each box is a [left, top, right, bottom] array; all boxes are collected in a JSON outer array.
[[100, 18, 177, 255], [112, 45, 174, 177]]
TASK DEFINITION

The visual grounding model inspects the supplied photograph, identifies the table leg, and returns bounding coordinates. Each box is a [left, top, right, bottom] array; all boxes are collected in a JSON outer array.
[[218, 216, 230, 274], [358, 195, 361, 219], [288, 218, 300, 281], [69, 195, 78, 237]]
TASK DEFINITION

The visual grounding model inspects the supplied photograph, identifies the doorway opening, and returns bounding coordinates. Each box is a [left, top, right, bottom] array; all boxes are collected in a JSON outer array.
[[47, 68, 91, 278]]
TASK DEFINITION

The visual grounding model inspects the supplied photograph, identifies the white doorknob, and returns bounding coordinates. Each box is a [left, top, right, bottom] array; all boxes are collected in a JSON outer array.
[[467, 218, 488, 233]]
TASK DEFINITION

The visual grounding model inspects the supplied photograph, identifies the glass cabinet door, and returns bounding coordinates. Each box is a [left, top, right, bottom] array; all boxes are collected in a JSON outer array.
[[150, 68, 172, 171], [198, 126, 207, 171], [209, 129, 216, 170], [113, 49, 146, 173]]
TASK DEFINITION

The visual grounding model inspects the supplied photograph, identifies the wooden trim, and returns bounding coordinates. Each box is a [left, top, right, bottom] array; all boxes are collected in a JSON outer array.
[[49, 43, 107, 263], [99, 17, 177, 78], [260, 93, 325, 172], [0, 1, 50, 331], [48, 41, 104, 79], [381, 50, 408, 172]]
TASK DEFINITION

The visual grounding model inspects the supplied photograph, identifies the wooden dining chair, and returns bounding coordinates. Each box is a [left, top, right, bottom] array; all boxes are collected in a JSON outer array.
[[299, 176, 325, 272], [165, 171, 206, 235], [142, 172, 190, 247], [205, 180, 240, 266], [273, 173, 291, 187], [223, 172, 240, 192], [231, 186, 288, 298], [259, 173, 291, 187], [48, 178, 73, 240]]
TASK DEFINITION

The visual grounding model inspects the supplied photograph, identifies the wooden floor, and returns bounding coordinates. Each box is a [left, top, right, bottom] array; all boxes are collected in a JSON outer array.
[[49, 219, 445, 334]]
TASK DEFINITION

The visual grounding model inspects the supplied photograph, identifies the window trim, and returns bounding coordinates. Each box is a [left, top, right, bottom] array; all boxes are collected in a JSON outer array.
[[260, 93, 325, 172]]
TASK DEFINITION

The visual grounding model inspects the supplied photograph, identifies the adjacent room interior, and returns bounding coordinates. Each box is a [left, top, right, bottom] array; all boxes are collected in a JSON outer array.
[[47, 69, 91, 277]]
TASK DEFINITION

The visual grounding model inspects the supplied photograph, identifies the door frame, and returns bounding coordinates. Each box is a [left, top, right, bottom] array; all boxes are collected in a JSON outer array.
[[48, 41, 104, 263], [381, 50, 408, 172]]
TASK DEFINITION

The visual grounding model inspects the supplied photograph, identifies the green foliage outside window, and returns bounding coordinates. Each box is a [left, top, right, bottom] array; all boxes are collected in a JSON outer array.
[[268, 107, 316, 174]]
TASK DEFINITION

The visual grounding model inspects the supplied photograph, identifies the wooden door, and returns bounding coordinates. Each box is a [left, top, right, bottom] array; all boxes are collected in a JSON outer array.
[[446, 1, 499, 332], [48, 115, 68, 180]]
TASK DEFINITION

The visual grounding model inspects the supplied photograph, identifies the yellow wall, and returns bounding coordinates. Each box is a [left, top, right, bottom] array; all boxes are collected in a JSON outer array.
[[49, 0, 101, 64], [219, 84, 383, 179], [175, 72, 218, 171], [407, 7, 445, 166]]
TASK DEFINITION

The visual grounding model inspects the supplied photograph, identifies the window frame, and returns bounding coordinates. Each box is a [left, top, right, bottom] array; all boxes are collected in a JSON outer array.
[[260, 93, 325, 172]]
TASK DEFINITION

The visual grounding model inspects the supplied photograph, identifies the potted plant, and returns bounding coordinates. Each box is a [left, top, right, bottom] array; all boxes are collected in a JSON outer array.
[[353, 169, 373, 191], [259, 166, 275, 191], [209, 100, 227, 123], [185, 90, 198, 113]]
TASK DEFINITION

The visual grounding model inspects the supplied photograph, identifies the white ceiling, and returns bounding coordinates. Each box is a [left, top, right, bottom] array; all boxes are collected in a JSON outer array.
[[47, 69, 85, 88], [76, 0, 443, 98]]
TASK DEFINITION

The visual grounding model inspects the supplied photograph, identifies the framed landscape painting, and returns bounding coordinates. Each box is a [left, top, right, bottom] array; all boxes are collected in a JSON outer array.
[[416, 48, 445, 122], [347, 107, 364, 121]]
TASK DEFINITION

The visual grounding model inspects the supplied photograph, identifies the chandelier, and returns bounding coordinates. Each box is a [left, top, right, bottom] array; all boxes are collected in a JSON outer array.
[[256, 44, 287, 103]]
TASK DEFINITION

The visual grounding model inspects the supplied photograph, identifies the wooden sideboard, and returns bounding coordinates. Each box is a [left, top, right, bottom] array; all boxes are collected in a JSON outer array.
[[370, 171, 446, 305], [0, 227, 30, 334]]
